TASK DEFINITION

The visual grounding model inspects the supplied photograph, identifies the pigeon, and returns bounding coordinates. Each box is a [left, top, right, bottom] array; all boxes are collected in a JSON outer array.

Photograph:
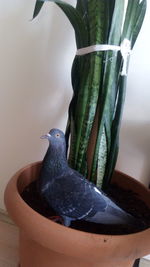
[[37, 128, 137, 227]]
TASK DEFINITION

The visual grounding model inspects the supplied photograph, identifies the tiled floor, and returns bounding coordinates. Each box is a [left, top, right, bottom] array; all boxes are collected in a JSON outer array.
[[140, 258, 150, 267], [0, 217, 149, 267], [0, 220, 19, 267]]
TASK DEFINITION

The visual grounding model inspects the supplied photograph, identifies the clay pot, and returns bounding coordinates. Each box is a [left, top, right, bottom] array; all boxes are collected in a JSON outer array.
[[4, 162, 150, 267]]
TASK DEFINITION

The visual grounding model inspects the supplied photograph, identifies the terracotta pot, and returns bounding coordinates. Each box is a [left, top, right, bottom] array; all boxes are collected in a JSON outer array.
[[4, 162, 150, 267]]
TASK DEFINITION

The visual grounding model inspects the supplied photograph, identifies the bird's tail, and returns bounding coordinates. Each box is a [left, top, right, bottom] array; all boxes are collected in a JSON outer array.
[[107, 204, 146, 229], [86, 203, 145, 229]]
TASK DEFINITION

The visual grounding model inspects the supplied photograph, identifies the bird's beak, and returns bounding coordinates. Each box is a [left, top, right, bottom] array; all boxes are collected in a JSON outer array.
[[40, 133, 51, 139]]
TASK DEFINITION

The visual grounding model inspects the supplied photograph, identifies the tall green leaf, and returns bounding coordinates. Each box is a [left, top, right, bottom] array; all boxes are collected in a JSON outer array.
[[122, 0, 147, 47], [33, 0, 88, 48], [33, 0, 147, 190], [91, 0, 125, 185]]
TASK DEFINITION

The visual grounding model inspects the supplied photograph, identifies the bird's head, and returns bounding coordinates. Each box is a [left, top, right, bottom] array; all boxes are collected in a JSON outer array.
[[41, 128, 66, 150]]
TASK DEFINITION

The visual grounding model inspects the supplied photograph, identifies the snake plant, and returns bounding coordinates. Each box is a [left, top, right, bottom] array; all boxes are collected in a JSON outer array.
[[33, 0, 146, 190]]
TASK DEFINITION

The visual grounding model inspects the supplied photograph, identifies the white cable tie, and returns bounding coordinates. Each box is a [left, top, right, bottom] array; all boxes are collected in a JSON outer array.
[[120, 39, 131, 76], [76, 39, 131, 76], [76, 44, 120, 56]]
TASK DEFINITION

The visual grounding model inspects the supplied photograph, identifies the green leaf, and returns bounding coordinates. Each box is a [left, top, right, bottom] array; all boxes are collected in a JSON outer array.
[[102, 1, 146, 189], [33, 0, 88, 48], [90, 0, 125, 186], [33, 1, 44, 18], [131, 0, 147, 47], [122, 0, 147, 47], [97, 127, 107, 188], [69, 0, 110, 176]]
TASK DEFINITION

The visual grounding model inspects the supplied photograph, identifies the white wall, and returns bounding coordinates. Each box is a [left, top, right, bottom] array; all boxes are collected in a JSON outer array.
[[0, 0, 149, 210]]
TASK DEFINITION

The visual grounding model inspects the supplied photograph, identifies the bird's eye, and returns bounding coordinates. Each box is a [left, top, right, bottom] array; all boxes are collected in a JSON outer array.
[[55, 133, 60, 138]]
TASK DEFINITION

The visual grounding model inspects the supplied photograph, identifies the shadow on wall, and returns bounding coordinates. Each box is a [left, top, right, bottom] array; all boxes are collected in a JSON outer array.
[[0, 1, 75, 209], [37, 3, 75, 129], [117, 120, 150, 187], [39, 3, 75, 128], [0, 0, 75, 161]]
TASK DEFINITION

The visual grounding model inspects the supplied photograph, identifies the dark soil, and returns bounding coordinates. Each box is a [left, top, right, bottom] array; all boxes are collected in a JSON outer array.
[[21, 181, 150, 235]]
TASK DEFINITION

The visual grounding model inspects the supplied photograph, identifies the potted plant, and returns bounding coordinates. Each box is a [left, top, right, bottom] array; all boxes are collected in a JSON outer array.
[[4, 1, 150, 267]]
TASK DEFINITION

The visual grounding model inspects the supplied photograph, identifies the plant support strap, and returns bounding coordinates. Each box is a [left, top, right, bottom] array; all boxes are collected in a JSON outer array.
[[76, 39, 131, 76]]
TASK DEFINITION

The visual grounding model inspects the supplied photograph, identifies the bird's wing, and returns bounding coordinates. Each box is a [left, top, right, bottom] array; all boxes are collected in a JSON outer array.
[[71, 171, 135, 225], [44, 170, 107, 220]]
